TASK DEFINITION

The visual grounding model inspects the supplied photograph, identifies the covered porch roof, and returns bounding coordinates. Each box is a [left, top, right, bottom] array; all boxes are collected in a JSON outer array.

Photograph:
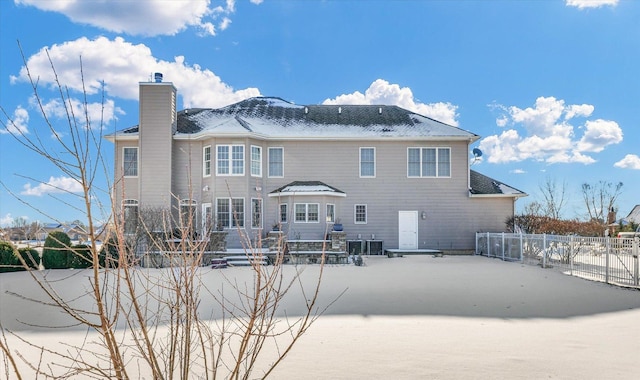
[[268, 181, 346, 198]]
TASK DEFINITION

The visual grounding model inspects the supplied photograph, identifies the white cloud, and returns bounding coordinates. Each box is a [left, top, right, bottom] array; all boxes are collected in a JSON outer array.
[[614, 154, 640, 170], [15, 0, 259, 37], [566, 0, 618, 9], [0, 106, 29, 134], [21, 176, 84, 197], [0, 214, 14, 227], [510, 169, 526, 174], [11, 37, 261, 109], [479, 97, 622, 165], [576, 119, 623, 153], [323, 79, 459, 126]]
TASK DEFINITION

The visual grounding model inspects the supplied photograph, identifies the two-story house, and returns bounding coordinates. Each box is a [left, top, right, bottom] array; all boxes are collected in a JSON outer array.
[[106, 75, 526, 254]]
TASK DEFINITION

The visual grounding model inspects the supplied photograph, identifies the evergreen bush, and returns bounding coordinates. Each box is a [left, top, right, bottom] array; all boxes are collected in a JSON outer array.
[[0, 241, 21, 273], [69, 244, 92, 268], [99, 236, 120, 268], [42, 231, 71, 269], [18, 247, 40, 270]]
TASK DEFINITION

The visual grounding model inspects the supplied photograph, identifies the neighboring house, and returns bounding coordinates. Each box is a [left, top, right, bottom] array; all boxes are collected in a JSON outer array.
[[105, 75, 526, 252], [38, 223, 88, 242], [621, 205, 640, 225]]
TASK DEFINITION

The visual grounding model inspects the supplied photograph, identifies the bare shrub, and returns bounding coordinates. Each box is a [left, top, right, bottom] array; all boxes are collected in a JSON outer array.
[[1, 43, 330, 379]]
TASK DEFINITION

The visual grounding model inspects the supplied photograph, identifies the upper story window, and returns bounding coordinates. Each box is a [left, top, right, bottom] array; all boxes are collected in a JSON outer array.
[[407, 147, 451, 178], [203, 146, 211, 177], [251, 146, 262, 177], [268, 147, 284, 177], [360, 147, 376, 177], [217, 145, 244, 176], [123, 147, 138, 177]]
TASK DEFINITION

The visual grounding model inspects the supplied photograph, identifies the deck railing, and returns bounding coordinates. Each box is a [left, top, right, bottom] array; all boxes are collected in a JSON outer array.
[[476, 232, 640, 288]]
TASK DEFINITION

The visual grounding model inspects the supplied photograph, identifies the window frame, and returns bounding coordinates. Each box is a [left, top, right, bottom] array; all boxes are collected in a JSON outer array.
[[123, 147, 138, 177], [354, 204, 367, 224], [251, 198, 262, 229], [250, 145, 262, 177], [179, 199, 197, 232], [202, 203, 212, 233], [268, 147, 284, 178], [407, 147, 451, 178], [122, 199, 139, 235], [326, 203, 335, 223], [279, 203, 288, 224], [359, 147, 376, 178], [216, 144, 245, 176], [216, 197, 245, 228], [203, 145, 211, 177], [294, 203, 320, 223]]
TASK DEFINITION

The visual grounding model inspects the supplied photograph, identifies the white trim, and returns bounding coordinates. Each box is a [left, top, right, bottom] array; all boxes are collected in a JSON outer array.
[[123, 147, 138, 178], [251, 198, 263, 229], [407, 146, 451, 178], [216, 144, 245, 176], [359, 147, 376, 178], [268, 147, 284, 178], [354, 204, 367, 224], [250, 145, 262, 177], [203, 145, 211, 177], [294, 203, 320, 223], [268, 191, 346, 198]]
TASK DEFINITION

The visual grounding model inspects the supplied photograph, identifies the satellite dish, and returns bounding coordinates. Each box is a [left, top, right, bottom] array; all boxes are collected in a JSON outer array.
[[472, 148, 483, 157]]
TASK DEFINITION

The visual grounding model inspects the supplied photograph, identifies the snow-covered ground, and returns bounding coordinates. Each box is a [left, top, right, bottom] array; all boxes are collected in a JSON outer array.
[[2, 255, 639, 379]]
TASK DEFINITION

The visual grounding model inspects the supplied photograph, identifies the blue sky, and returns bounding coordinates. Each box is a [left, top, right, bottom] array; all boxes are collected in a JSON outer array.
[[1, 0, 639, 228]]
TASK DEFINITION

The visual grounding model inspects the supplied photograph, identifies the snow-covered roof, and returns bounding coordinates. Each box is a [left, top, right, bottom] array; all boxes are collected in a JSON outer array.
[[269, 181, 346, 198], [469, 170, 527, 198], [622, 205, 640, 224], [109, 97, 480, 141]]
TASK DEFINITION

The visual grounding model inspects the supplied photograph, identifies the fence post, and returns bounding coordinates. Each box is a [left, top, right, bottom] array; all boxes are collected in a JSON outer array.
[[487, 232, 490, 258], [569, 235, 574, 276], [542, 234, 547, 269], [519, 233, 524, 263], [502, 232, 505, 261], [634, 237, 639, 287], [605, 237, 610, 284]]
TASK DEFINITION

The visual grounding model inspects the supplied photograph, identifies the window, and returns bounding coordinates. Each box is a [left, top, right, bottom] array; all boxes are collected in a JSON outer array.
[[202, 203, 212, 233], [203, 146, 211, 177], [180, 199, 197, 231], [123, 199, 138, 235], [268, 147, 284, 177], [251, 198, 262, 228], [294, 203, 319, 223], [360, 147, 375, 177], [407, 147, 451, 178], [355, 204, 367, 224], [326, 204, 335, 223], [280, 204, 288, 223], [217, 145, 244, 175], [123, 147, 138, 177], [216, 198, 245, 228], [251, 146, 262, 177]]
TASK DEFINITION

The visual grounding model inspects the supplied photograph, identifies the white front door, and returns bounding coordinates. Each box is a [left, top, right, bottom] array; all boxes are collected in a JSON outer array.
[[398, 211, 418, 250]]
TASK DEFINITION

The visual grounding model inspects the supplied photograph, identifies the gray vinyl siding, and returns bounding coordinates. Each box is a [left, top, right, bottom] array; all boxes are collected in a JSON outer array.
[[138, 83, 175, 209], [116, 97, 516, 251]]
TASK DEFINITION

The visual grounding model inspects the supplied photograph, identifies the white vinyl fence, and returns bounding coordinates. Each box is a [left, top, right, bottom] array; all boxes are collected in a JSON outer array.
[[476, 232, 640, 288]]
